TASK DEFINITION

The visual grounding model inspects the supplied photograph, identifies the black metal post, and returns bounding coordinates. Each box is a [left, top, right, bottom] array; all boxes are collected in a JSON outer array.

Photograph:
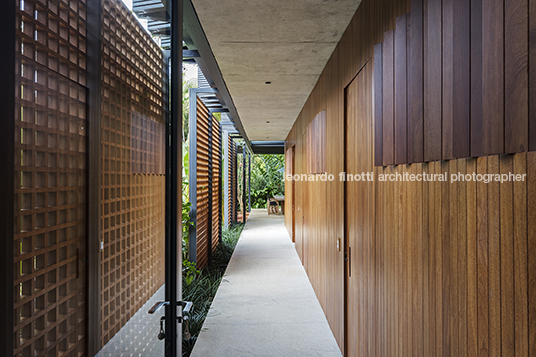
[[166, 0, 182, 354], [0, 0, 15, 354]]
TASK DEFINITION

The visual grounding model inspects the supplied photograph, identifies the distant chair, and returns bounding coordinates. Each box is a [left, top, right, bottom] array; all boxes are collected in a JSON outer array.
[[267, 194, 279, 215]]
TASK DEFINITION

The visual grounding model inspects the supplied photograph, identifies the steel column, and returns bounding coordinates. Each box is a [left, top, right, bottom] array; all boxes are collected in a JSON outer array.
[[165, 0, 182, 353]]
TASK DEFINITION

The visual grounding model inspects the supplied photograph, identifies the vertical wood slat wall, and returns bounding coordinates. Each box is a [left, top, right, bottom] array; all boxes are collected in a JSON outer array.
[[285, 0, 536, 355], [306, 110, 326, 174], [375, 0, 529, 165], [99, 0, 165, 346], [190, 98, 222, 269], [14, 0, 88, 355]]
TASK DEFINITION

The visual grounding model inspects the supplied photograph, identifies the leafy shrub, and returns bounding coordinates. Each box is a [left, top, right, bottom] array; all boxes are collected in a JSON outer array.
[[249, 154, 285, 208]]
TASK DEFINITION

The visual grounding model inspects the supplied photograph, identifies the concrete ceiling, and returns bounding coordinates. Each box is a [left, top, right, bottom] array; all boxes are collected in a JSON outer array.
[[191, 0, 362, 141]]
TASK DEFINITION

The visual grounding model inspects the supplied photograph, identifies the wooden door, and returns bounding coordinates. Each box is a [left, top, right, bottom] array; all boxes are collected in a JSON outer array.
[[344, 62, 375, 357]]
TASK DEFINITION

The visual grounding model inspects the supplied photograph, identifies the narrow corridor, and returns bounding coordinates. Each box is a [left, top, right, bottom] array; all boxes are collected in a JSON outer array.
[[191, 209, 341, 357]]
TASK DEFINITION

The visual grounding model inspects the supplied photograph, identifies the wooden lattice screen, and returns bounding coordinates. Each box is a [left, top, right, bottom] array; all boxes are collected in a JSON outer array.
[[14, 0, 88, 355], [189, 97, 222, 269], [100, 0, 165, 346]]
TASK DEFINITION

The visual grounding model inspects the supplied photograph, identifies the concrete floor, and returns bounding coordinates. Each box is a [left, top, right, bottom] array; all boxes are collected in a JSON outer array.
[[190, 209, 342, 357]]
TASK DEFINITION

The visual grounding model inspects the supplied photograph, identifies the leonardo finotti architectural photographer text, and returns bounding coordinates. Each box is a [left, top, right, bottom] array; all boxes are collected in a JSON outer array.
[[285, 172, 526, 184]]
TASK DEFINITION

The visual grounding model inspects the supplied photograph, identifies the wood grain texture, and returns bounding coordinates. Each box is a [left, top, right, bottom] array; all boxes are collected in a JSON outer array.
[[408, 0, 424, 164], [283, 0, 535, 355], [394, 14, 407, 165], [477, 156, 489, 357], [457, 159, 467, 357], [482, 0, 505, 155], [513, 153, 528, 357], [374, 43, 383, 166], [488, 155, 501, 357], [528, 152, 536, 357], [467, 158, 478, 357], [383, 29, 395, 166], [423, 0, 442, 162], [500, 155, 515, 357], [471, 0, 484, 157], [442, 0, 454, 160], [530, 0, 536, 151], [505, 0, 529, 153], [451, 0, 470, 159]]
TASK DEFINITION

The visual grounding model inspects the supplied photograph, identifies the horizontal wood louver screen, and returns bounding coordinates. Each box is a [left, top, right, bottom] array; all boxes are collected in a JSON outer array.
[[195, 97, 210, 269], [373, 0, 530, 166], [211, 117, 222, 252], [14, 0, 88, 355], [189, 98, 223, 269], [100, 0, 165, 346]]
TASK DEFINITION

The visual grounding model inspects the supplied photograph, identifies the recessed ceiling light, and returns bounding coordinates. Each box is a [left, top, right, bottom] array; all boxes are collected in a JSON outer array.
[[265, 81, 271, 84]]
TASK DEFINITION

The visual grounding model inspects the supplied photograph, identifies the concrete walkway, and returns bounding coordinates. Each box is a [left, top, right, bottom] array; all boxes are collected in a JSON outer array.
[[191, 209, 342, 357]]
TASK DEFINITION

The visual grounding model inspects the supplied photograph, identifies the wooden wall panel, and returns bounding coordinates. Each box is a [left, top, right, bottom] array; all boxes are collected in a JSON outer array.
[[423, 0, 442, 162], [306, 111, 326, 174], [407, 0, 424, 164], [374, 43, 383, 167], [375, 0, 531, 164], [394, 14, 407, 165], [476, 156, 489, 357], [382, 30, 395, 166], [285, 0, 534, 356], [482, 0, 504, 155], [504, 0, 529, 153], [530, 0, 536, 152], [471, 0, 484, 157], [451, 0, 470, 159], [100, 0, 165, 346], [513, 154, 528, 357], [528, 152, 536, 357], [14, 0, 88, 355], [466, 158, 477, 357]]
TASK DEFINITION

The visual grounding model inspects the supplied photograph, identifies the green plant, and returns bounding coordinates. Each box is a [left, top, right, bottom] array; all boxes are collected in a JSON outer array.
[[182, 260, 201, 285], [249, 154, 285, 208]]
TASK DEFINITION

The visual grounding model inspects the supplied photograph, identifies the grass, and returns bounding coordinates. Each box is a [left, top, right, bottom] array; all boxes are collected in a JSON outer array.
[[182, 223, 244, 356]]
